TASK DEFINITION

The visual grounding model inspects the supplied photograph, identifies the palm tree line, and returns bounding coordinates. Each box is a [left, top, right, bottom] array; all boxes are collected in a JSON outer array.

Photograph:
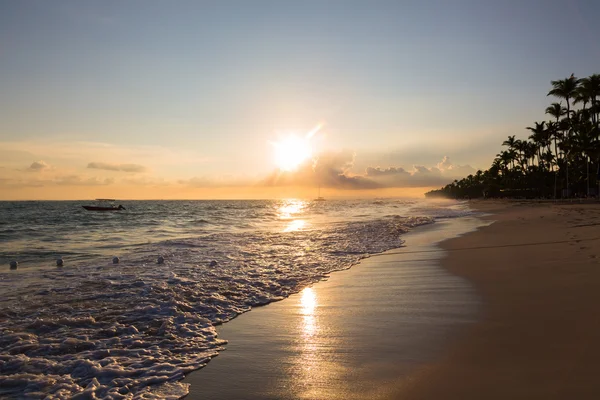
[[426, 73, 600, 199]]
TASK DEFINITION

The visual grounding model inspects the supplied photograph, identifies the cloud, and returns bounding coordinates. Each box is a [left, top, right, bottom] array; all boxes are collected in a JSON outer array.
[[54, 175, 115, 186], [262, 150, 382, 190], [0, 173, 114, 189], [261, 152, 476, 190], [121, 176, 168, 186], [87, 162, 147, 173], [436, 156, 477, 177], [0, 140, 210, 168], [27, 160, 50, 172], [365, 157, 476, 188], [177, 150, 382, 190], [178, 174, 253, 188], [0, 177, 45, 188], [365, 166, 409, 177]]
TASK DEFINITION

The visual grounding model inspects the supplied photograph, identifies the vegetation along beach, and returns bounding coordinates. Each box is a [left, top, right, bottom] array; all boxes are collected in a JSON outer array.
[[427, 74, 600, 200]]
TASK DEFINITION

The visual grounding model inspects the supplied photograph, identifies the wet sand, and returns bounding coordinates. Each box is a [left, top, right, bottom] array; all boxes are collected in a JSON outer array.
[[183, 217, 487, 399], [396, 201, 600, 399]]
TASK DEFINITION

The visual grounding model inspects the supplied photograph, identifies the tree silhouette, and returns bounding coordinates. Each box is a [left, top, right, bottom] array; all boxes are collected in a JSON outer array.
[[427, 73, 600, 200]]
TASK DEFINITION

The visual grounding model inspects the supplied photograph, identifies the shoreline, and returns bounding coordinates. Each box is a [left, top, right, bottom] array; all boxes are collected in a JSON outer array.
[[182, 215, 488, 399], [395, 200, 600, 399]]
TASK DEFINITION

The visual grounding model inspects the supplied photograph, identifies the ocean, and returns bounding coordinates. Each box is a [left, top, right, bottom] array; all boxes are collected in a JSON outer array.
[[0, 198, 473, 399]]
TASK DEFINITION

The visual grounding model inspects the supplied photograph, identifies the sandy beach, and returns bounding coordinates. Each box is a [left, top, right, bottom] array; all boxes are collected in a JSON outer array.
[[184, 201, 600, 399], [396, 201, 600, 399]]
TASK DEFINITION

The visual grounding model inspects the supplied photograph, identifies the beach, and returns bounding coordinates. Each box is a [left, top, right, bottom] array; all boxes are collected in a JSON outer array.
[[4, 2, 600, 399], [397, 201, 600, 399], [184, 201, 600, 399]]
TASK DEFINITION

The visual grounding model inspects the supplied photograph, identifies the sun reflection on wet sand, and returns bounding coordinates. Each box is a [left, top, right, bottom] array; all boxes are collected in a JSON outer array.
[[290, 287, 347, 399], [301, 287, 317, 336], [301, 287, 317, 315], [298, 287, 320, 397]]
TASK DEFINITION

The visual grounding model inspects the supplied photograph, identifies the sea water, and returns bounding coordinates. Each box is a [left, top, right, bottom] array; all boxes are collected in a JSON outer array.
[[0, 199, 472, 399]]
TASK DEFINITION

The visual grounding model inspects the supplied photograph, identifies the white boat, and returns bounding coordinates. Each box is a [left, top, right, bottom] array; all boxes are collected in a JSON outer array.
[[314, 186, 326, 201]]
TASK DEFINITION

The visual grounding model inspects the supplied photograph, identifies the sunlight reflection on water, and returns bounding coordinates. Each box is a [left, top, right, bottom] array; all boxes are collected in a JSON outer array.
[[277, 199, 307, 219], [284, 219, 306, 232], [278, 199, 309, 232]]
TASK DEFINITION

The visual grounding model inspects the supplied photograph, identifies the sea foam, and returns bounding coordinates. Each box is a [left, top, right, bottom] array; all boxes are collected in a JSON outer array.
[[0, 202, 436, 398]]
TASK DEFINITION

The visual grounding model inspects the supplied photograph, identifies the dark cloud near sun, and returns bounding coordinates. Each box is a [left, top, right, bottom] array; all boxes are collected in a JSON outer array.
[[262, 150, 382, 190], [87, 162, 147, 173], [263, 152, 476, 189]]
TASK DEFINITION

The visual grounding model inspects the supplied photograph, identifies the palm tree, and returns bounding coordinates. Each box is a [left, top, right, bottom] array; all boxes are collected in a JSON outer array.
[[497, 150, 515, 171], [491, 157, 503, 175], [548, 74, 580, 124], [524, 141, 538, 169], [426, 73, 600, 200], [545, 102, 565, 123], [501, 136, 518, 170], [574, 86, 591, 112], [527, 122, 547, 170], [515, 140, 529, 170], [545, 103, 566, 162], [579, 74, 600, 128], [507, 149, 518, 170], [502, 135, 517, 149], [558, 136, 576, 197], [572, 128, 598, 196], [545, 121, 557, 158]]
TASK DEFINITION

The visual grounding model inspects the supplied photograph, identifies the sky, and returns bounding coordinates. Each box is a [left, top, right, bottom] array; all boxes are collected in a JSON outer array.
[[1, 0, 600, 199]]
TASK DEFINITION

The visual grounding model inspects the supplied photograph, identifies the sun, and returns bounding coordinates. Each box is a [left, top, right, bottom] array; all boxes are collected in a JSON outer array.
[[270, 125, 322, 172], [272, 134, 313, 171]]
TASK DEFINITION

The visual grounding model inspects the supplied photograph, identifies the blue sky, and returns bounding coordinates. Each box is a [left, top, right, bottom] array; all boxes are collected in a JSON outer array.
[[1, 0, 599, 198]]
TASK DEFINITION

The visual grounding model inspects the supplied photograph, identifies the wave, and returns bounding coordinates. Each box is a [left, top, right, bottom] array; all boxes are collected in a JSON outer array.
[[0, 214, 433, 399]]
